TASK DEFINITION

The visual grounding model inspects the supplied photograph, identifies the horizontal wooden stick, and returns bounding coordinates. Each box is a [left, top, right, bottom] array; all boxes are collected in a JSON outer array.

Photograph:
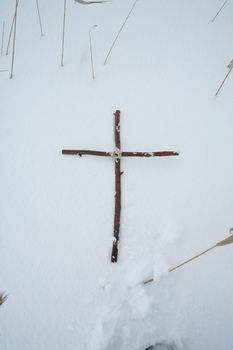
[[62, 150, 179, 157], [62, 150, 111, 156], [121, 151, 179, 157]]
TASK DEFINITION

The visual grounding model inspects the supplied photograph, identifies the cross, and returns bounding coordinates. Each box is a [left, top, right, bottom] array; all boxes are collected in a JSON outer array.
[[62, 110, 179, 263]]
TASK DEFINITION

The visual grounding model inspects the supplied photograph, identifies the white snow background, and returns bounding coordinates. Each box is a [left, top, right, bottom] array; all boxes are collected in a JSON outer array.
[[1, 0, 233, 349]]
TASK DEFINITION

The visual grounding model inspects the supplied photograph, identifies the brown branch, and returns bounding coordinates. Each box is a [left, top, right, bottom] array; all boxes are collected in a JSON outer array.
[[111, 110, 121, 263], [62, 150, 111, 157], [114, 110, 121, 150], [122, 151, 179, 157]]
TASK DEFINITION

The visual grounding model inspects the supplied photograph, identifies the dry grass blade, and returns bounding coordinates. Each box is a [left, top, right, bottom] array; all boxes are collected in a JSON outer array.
[[89, 25, 98, 80], [10, 0, 19, 79], [144, 232, 233, 285], [212, 0, 229, 22], [1, 21, 5, 56], [6, 0, 19, 55], [0, 293, 8, 306], [216, 234, 233, 246], [61, 0, 67, 67], [104, 0, 139, 65], [215, 59, 233, 96], [36, 0, 44, 37]]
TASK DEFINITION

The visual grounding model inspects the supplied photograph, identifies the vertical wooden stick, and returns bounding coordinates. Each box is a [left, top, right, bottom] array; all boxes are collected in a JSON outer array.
[[111, 110, 122, 263], [104, 0, 139, 65], [36, 0, 44, 37], [10, 0, 19, 79], [61, 0, 67, 67], [1, 21, 5, 56], [212, 0, 229, 22], [6, 0, 19, 55]]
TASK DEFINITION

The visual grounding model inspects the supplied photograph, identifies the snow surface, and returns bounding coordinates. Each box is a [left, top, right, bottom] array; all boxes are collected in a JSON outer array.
[[1, 0, 233, 349]]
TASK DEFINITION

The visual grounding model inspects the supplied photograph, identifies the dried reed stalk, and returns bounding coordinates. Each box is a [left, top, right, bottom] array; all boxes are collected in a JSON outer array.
[[212, 0, 229, 22], [104, 0, 139, 65], [36, 0, 44, 37], [1, 21, 5, 56], [89, 25, 98, 80], [10, 0, 19, 79], [6, 0, 19, 55], [61, 0, 67, 67], [0, 293, 8, 306], [215, 59, 233, 96], [144, 233, 233, 284]]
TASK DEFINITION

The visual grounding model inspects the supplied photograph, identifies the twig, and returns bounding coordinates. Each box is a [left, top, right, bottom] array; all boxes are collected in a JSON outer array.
[[10, 0, 19, 79], [104, 0, 139, 65], [36, 0, 44, 37], [122, 151, 179, 157], [111, 110, 121, 263], [211, 0, 229, 22], [215, 59, 233, 96], [1, 21, 5, 56], [62, 150, 111, 156], [61, 0, 67, 67], [144, 233, 233, 284], [6, 0, 19, 55]]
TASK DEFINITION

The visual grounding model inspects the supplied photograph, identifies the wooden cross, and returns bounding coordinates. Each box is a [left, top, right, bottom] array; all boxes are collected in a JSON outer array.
[[62, 110, 179, 263]]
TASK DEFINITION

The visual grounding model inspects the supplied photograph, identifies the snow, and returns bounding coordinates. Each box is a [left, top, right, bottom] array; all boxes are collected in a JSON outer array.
[[1, 0, 233, 349]]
